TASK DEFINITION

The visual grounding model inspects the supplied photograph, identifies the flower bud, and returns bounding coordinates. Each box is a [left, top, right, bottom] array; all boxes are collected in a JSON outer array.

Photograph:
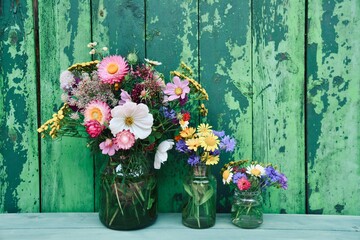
[[127, 52, 138, 65]]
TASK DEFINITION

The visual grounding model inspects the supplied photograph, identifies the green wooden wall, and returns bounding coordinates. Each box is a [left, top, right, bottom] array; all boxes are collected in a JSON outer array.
[[0, 0, 359, 215]]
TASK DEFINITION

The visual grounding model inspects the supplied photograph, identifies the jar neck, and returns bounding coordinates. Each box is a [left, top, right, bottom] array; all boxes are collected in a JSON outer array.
[[193, 164, 208, 177], [235, 188, 262, 198]]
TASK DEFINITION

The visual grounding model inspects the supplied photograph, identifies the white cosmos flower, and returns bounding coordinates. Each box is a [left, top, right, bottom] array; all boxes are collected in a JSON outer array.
[[154, 139, 174, 169], [109, 102, 153, 139], [222, 167, 233, 184], [246, 164, 265, 178]]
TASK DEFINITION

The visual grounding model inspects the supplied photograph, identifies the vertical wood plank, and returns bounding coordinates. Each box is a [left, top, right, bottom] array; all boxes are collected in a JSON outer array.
[[38, 0, 94, 212], [91, 0, 146, 211], [146, 0, 199, 212], [0, 0, 39, 213], [199, 0, 252, 212], [252, 0, 306, 213], [307, 0, 360, 215]]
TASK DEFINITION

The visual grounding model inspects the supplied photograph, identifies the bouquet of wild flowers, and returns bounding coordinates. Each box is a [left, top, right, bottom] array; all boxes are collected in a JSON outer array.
[[221, 160, 287, 229], [38, 42, 209, 171], [221, 160, 288, 191], [174, 123, 236, 228]]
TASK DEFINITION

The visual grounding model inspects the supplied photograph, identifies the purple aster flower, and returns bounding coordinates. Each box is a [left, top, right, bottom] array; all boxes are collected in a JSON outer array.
[[187, 155, 200, 166], [220, 135, 236, 152], [232, 172, 246, 184], [175, 139, 190, 153], [212, 130, 225, 138], [265, 166, 281, 182], [161, 107, 177, 121]]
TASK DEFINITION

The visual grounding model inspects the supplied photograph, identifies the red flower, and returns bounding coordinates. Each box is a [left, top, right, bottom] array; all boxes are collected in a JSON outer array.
[[85, 120, 104, 138], [182, 112, 190, 121], [237, 177, 251, 191]]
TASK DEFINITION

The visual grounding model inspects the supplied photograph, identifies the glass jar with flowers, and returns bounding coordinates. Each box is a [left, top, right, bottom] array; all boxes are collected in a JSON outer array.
[[37, 42, 209, 230], [174, 123, 236, 229], [221, 160, 288, 229]]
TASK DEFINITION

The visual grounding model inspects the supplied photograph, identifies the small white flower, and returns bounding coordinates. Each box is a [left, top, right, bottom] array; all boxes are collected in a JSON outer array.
[[222, 167, 233, 184], [70, 112, 80, 120], [246, 164, 265, 178], [89, 49, 96, 55], [60, 70, 75, 90], [180, 120, 189, 130], [154, 139, 174, 169], [102, 46, 108, 51], [144, 58, 162, 66]]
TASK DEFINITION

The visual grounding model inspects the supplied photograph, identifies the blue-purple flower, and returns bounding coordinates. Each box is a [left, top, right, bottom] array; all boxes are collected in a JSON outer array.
[[175, 139, 190, 153], [219, 135, 236, 152], [187, 155, 200, 166]]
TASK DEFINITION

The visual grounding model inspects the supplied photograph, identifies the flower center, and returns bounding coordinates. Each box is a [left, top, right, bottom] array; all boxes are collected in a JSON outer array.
[[251, 168, 261, 176], [222, 170, 230, 180], [205, 136, 216, 146], [107, 63, 119, 74], [90, 108, 103, 122], [175, 87, 183, 96], [120, 135, 129, 143], [125, 116, 134, 126]]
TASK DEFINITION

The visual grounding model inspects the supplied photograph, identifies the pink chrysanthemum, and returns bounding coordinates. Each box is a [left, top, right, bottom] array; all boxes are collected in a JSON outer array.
[[114, 130, 136, 150], [99, 138, 118, 156], [163, 76, 190, 101], [237, 177, 251, 191], [85, 120, 104, 138], [97, 55, 129, 84], [84, 100, 111, 125]]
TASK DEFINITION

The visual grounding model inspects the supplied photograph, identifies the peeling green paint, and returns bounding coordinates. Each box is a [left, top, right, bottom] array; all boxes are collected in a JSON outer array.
[[0, 0, 39, 212], [253, 0, 305, 214], [307, 0, 360, 215]]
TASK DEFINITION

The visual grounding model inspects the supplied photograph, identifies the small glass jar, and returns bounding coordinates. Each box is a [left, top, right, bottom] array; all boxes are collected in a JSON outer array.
[[231, 189, 263, 229], [182, 164, 217, 229]]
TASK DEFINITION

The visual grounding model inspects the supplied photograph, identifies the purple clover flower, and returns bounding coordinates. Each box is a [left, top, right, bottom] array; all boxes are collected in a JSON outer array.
[[187, 155, 200, 166]]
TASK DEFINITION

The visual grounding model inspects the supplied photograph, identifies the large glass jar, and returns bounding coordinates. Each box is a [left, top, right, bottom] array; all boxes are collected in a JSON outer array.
[[231, 189, 263, 228], [182, 164, 217, 229], [98, 155, 157, 230]]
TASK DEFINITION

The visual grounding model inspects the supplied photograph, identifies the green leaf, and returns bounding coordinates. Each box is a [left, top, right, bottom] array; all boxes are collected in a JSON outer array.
[[183, 183, 193, 197], [199, 187, 214, 205]]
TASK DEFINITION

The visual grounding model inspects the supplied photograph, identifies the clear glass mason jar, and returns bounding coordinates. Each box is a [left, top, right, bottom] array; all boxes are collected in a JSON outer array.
[[231, 189, 263, 229], [98, 155, 157, 230], [182, 164, 217, 229]]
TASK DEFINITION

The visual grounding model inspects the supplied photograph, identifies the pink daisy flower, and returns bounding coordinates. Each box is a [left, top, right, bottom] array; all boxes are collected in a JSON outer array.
[[84, 100, 111, 125], [97, 55, 129, 84], [114, 130, 136, 150], [237, 177, 251, 191], [99, 138, 118, 156], [163, 76, 190, 101], [85, 120, 104, 138]]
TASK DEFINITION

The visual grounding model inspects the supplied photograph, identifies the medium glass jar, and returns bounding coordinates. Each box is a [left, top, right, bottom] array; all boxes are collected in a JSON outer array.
[[182, 164, 217, 229], [231, 189, 263, 228]]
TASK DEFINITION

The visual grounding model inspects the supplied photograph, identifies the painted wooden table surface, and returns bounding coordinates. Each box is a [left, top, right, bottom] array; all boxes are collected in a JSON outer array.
[[0, 213, 359, 240]]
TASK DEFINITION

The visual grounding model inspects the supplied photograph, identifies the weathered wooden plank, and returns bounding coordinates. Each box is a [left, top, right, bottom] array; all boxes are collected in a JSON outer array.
[[91, 0, 146, 211], [307, 0, 360, 215], [0, 213, 359, 240], [199, 0, 252, 212], [252, 0, 306, 213], [146, 0, 199, 213], [0, 0, 39, 213], [38, 0, 94, 212]]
